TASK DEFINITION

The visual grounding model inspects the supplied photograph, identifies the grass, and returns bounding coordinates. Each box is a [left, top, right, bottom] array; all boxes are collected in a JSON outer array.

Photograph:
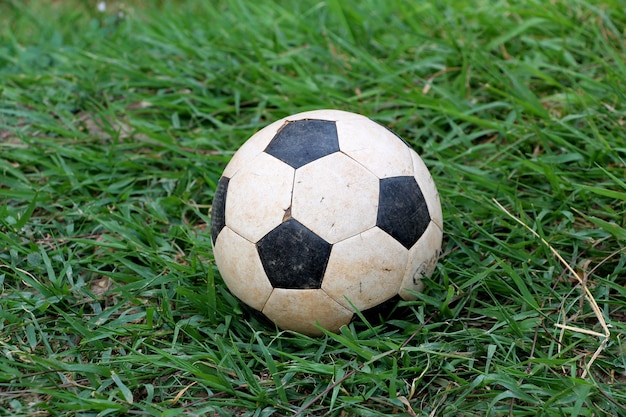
[[1, 0, 625, 415]]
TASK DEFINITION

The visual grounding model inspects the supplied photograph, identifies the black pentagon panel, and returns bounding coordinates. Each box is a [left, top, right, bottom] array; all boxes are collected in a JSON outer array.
[[264, 119, 340, 169], [377, 176, 431, 249], [210, 176, 229, 245], [257, 218, 332, 289]]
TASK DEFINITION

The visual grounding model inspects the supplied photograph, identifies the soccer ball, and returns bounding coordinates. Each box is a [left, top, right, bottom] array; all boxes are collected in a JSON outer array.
[[210, 109, 443, 336]]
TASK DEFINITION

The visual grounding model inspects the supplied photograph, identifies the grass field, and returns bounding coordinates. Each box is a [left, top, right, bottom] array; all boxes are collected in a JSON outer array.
[[1, 0, 625, 415]]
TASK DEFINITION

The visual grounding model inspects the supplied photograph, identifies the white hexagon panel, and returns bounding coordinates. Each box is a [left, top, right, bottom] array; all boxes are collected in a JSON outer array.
[[399, 221, 443, 300], [337, 118, 414, 179], [322, 227, 408, 311], [262, 288, 353, 336], [212, 227, 273, 311], [410, 150, 443, 231], [225, 152, 294, 243], [292, 152, 379, 244], [210, 109, 443, 336]]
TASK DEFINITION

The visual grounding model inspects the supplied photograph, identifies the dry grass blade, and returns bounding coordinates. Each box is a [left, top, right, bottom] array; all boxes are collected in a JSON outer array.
[[493, 199, 611, 378]]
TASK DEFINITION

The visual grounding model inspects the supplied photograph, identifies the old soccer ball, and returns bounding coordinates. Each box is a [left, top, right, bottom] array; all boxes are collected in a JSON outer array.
[[210, 109, 443, 336]]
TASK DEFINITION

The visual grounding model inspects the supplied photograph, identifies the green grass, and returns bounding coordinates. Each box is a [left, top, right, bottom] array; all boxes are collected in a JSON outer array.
[[1, 0, 625, 415]]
